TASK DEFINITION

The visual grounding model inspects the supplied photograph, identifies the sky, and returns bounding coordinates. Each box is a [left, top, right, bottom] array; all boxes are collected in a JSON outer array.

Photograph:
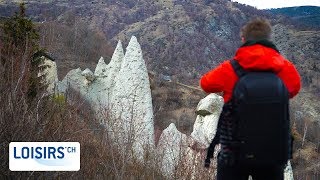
[[231, 0, 320, 9]]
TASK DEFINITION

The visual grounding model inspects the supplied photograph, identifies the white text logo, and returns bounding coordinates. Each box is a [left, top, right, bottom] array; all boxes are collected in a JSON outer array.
[[9, 142, 80, 171]]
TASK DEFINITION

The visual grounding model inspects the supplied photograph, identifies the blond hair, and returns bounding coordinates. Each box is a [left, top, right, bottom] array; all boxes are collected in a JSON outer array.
[[241, 18, 272, 41]]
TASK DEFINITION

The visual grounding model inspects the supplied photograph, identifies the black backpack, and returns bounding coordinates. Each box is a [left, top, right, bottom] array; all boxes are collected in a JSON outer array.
[[230, 59, 291, 166]]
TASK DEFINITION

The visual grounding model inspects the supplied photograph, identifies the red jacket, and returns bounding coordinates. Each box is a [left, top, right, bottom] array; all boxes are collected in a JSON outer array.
[[200, 43, 301, 102]]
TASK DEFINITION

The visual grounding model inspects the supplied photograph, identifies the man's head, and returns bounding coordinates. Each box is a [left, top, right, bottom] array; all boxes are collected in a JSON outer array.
[[240, 18, 272, 42]]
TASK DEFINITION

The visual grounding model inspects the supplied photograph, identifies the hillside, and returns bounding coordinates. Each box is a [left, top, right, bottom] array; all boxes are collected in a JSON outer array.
[[267, 6, 320, 29], [37, 21, 114, 79], [0, 0, 274, 83]]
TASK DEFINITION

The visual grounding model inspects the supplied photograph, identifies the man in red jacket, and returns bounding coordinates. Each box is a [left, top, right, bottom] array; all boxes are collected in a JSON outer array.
[[200, 18, 301, 179]]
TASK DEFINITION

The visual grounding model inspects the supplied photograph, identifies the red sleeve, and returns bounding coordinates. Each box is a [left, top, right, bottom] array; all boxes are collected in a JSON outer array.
[[277, 60, 301, 98], [200, 61, 230, 93]]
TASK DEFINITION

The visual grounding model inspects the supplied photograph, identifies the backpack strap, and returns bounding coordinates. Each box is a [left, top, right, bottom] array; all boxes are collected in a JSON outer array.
[[230, 59, 246, 77]]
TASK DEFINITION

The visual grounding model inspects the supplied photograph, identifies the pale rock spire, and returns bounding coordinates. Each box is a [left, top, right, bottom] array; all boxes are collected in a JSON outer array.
[[108, 40, 124, 73], [106, 40, 124, 89], [157, 123, 188, 177], [90, 41, 124, 110], [284, 161, 294, 180], [94, 41, 124, 78], [94, 57, 107, 76], [111, 36, 154, 161], [94, 41, 124, 92]]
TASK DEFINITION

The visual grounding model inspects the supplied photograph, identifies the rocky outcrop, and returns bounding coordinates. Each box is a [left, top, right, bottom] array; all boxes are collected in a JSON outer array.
[[157, 123, 188, 177], [39, 57, 59, 94], [191, 93, 224, 148], [156, 123, 209, 179], [110, 36, 154, 160], [155, 94, 223, 178], [94, 40, 124, 89], [58, 36, 154, 161], [284, 161, 294, 180], [57, 68, 98, 105]]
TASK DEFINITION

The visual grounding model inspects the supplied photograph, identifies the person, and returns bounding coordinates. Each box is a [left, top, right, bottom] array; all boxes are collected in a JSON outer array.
[[200, 18, 301, 180]]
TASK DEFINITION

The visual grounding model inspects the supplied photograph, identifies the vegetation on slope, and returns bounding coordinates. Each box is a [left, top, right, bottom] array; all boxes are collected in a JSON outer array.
[[267, 6, 320, 30]]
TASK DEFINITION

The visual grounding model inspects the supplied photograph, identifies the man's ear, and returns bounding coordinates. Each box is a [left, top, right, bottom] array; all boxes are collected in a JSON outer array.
[[241, 37, 245, 43]]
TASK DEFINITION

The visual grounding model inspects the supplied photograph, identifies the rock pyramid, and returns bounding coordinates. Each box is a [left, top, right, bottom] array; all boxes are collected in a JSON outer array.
[[58, 36, 154, 161], [111, 36, 154, 160]]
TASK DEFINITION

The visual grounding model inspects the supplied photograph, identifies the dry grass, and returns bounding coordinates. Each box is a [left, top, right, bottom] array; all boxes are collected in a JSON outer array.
[[0, 82, 168, 179]]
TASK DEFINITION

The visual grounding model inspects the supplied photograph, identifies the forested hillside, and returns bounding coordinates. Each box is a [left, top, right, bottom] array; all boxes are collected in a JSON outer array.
[[268, 6, 320, 29]]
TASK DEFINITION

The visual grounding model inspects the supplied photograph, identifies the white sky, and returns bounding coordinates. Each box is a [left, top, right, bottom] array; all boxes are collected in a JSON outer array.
[[231, 0, 320, 9]]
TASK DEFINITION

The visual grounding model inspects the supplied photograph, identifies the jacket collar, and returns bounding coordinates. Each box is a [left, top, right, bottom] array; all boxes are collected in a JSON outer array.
[[241, 39, 280, 53]]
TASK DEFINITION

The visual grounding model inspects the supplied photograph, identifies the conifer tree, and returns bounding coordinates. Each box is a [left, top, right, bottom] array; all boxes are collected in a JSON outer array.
[[0, 3, 46, 99]]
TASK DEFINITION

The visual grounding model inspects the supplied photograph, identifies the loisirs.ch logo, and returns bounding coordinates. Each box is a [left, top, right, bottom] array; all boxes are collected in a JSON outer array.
[[9, 142, 80, 171]]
